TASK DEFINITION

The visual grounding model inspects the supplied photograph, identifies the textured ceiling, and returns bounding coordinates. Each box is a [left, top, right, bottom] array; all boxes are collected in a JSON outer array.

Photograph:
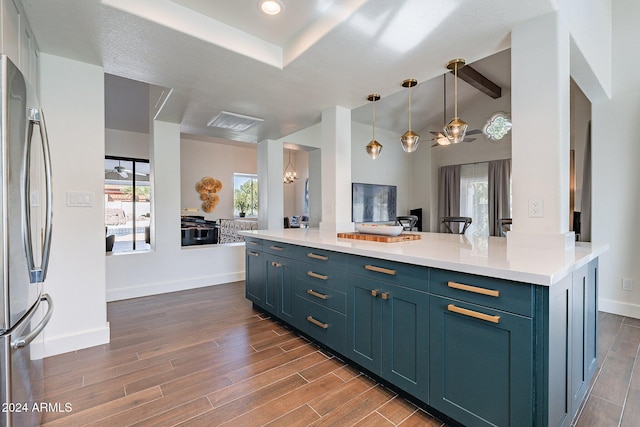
[[22, 0, 555, 144]]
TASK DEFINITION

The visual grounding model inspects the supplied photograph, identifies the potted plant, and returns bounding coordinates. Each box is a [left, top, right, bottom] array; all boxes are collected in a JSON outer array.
[[236, 200, 247, 217]]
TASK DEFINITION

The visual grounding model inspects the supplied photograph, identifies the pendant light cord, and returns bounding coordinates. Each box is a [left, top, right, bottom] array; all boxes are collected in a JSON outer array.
[[372, 99, 376, 140], [453, 62, 458, 119], [408, 87, 412, 130]]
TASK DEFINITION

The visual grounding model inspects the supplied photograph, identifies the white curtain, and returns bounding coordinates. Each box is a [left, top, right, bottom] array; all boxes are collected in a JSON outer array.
[[460, 162, 489, 237]]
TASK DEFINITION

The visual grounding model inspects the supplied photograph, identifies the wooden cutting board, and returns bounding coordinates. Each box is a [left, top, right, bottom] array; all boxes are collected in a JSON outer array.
[[337, 232, 421, 242]]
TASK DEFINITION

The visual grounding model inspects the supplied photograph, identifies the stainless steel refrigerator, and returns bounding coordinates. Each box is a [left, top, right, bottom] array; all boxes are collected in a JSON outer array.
[[0, 55, 54, 427]]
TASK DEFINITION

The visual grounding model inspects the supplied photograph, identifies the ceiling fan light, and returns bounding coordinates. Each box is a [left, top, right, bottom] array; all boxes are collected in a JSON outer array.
[[366, 140, 383, 159], [444, 117, 468, 144], [436, 133, 451, 146], [400, 130, 420, 152]]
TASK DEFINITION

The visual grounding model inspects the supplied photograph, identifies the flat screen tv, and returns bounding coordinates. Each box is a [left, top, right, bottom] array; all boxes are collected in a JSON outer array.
[[352, 182, 397, 223]]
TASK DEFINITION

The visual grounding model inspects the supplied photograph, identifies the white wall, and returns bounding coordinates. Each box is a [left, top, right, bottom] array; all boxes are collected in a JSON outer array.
[[105, 128, 149, 159], [351, 121, 413, 218], [38, 53, 110, 357], [591, 0, 640, 318], [180, 138, 257, 220], [105, 124, 245, 301]]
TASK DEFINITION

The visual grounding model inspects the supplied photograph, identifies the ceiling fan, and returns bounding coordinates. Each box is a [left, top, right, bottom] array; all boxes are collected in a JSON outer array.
[[105, 161, 146, 178], [430, 73, 481, 147]]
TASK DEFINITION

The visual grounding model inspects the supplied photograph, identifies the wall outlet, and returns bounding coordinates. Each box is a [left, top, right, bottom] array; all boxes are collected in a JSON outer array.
[[528, 199, 543, 218], [622, 278, 634, 291]]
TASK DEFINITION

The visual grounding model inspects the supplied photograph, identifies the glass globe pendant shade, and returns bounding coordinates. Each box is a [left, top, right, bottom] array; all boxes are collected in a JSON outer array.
[[443, 117, 468, 144], [400, 130, 420, 152], [400, 78, 420, 153], [366, 140, 383, 159]]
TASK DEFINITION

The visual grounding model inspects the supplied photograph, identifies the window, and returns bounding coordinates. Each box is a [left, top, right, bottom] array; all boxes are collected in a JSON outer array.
[[460, 162, 489, 237], [105, 156, 151, 252], [233, 173, 258, 217]]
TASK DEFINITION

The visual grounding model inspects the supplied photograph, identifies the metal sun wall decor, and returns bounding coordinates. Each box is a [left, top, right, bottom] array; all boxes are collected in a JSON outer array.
[[196, 177, 222, 213]]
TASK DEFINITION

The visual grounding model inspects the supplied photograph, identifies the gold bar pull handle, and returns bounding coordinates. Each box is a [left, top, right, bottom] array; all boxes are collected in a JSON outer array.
[[248, 251, 260, 257], [307, 253, 328, 261], [307, 289, 328, 300], [307, 316, 329, 329], [269, 245, 285, 251], [365, 265, 397, 276], [448, 281, 500, 298], [307, 271, 328, 280], [246, 240, 258, 246], [447, 304, 501, 324]]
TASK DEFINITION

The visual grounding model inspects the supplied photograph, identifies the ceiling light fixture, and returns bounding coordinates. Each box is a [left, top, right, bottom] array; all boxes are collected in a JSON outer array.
[[365, 94, 382, 159], [259, 0, 284, 15], [483, 112, 512, 141], [283, 149, 297, 184], [400, 78, 420, 153], [443, 58, 468, 144]]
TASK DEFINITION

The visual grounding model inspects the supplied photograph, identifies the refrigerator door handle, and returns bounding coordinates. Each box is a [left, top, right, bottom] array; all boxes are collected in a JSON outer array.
[[23, 108, 53, 283], [11, 294, 53, 349]]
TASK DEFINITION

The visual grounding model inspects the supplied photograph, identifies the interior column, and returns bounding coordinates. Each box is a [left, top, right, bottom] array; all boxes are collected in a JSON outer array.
[[257, 139, 284, 230], [319, 106, 354, 232], [508, 11, 575, 249]]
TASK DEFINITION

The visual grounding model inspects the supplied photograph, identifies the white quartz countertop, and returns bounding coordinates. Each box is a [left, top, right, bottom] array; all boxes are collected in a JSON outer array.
[[240, 229, 609, 286]]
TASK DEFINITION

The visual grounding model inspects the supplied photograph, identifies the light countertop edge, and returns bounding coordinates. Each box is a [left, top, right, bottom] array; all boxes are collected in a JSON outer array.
[[239, 229, 609, 287]]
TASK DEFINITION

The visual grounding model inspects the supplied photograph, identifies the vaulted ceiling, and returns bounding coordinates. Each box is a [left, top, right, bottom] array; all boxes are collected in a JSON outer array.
[[22, 0, 555, 144]]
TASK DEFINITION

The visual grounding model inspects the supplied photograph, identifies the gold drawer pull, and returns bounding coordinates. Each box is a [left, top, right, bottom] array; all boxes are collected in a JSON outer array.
[[307, 316, 329, 329], [269, 245, 285, 251], [307, 253, 328, 261], [381, 292, 389, 300], [371, 289, 379, 297], [307, 271, 328, 280], [307, 289, 328, 300], [447, 304, 501, 324], [448, 281, 500, 298], [248, 251, 260, 257], [246, 240, 258, 246], [365, 265, 397, 276], [271, 261, 282, 267]]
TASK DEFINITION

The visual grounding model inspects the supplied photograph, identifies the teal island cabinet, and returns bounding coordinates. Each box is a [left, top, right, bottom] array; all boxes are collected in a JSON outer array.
[[240, 229, 607, 427]]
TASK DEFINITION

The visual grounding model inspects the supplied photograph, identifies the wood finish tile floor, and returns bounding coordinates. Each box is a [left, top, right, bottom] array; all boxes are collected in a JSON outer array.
[[39, 282, 640, 427]]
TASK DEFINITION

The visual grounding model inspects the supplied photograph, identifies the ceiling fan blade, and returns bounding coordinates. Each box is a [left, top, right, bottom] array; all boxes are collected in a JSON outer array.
[[431, 143, 439, 148], [464, 138, 477, 143], [429, 131, 444, 136], [466, 129, 482, 135]]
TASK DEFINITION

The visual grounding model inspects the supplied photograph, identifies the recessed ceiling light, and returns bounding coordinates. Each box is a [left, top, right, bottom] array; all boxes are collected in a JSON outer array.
[[259, 0, 284, 15]]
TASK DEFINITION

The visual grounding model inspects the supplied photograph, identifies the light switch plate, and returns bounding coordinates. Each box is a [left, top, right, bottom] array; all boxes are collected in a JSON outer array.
[[66, 191, 93, 207]]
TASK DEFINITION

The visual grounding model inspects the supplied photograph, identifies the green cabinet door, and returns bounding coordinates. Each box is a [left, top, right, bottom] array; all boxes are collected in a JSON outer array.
[[347, 275, 382, 374], [245, 248, 265, 307], [347, 274, 429, 401], [264, 253, 295, 321], [381, 283, 429, 402], [429, 295, 533, 427]]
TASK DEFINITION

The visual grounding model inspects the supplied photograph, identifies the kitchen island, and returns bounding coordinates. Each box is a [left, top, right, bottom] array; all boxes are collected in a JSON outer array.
[[240, 228, 608, 427]]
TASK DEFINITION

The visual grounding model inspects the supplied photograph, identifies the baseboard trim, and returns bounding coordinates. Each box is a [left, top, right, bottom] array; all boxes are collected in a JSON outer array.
[[106, 272, 245, 302], [34, 323, 111, 359], [599, 298, 640, 319]]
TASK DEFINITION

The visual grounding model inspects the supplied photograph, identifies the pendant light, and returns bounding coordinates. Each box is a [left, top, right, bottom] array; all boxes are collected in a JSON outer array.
[[400, 78, 420, 153], [365, 94, 382, 159], [443, 58, 468, 144], [283, 149, 297, 184]]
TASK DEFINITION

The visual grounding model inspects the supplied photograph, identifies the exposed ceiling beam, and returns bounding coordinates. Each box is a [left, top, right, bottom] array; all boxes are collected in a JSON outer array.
[[451, 65, 502, 99]]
